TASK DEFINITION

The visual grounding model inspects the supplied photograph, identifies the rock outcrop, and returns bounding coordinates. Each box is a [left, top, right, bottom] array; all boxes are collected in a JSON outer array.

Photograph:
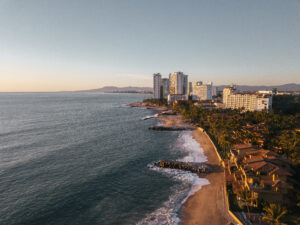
[[153, 160, 211, 174]]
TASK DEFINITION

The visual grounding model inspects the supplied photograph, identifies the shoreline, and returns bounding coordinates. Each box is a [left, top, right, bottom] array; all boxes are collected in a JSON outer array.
[[128, 102, 235, 224], [140, 103, 234, 224], [156, 114, 234, 225], [179, 129, 234, 225]]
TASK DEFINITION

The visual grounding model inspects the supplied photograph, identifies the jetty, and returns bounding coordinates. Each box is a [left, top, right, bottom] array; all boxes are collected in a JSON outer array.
[[153, 160, 221, 175]]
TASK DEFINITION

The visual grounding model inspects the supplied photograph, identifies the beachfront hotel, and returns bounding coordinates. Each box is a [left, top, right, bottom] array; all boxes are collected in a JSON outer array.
[[169, 72, 188, 95], [153, 73, 170, 99], [223, 86, 273, 112], [153, 72, 188, 103], [191, 81, 213, 101]]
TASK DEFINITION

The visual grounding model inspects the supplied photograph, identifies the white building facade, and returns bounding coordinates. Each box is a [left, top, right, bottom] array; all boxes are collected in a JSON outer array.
[[167, 94, 188, 104], [222, 86, 272, 111]]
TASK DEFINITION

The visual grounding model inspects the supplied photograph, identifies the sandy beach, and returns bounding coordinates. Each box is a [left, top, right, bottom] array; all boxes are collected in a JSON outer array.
[[180, 129, 235, 225], [157, 114, 195, 129], [157, 114, 235, 225]]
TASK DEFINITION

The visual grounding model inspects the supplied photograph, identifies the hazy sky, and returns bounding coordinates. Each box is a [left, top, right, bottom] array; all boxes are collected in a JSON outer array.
[[0, 0, 300, 91]]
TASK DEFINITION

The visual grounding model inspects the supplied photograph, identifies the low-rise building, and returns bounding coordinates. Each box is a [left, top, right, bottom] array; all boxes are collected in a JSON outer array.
[[228, 144, 294, 206], [167, 94, 188, 104]]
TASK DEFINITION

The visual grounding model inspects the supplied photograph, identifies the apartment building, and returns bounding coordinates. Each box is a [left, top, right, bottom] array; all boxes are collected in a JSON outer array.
[[153, 73, 162, 99], [169, 72, 188, 95], [161, 78, 170, 99], [223, 86, 272, 111], [192, 81, 213, 101]]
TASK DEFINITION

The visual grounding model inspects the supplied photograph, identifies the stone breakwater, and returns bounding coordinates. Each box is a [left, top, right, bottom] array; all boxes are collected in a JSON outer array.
[[152, 160, 221, 175]]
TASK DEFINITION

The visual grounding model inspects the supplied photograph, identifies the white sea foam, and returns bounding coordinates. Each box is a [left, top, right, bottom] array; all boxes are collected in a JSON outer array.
[[138, 131, 210, 225], [141, 114, 159, 120], [177, 131, 207, 163]]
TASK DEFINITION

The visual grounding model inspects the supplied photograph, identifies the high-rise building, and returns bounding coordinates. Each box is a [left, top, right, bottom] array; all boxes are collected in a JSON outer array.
[[192, 81, 213, 101], [187, 82, 193, 96], [222, 86, 272, 111], [153, 73, 162, 99], [169, 72, 188, 95], [212, 86, 217, 97], [161, 78, 170, 99], [183, 75, 188, 95]]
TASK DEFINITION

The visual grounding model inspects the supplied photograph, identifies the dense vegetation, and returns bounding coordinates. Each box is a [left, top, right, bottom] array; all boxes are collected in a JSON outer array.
[[143, 98, 168, 106], [172, 99, 300, 165], [272, 95, 300, 115], [172, 97, 300, 224]]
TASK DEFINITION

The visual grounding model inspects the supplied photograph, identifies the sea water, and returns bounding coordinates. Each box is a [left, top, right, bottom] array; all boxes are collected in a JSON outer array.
[[0, 92, 208, 225]]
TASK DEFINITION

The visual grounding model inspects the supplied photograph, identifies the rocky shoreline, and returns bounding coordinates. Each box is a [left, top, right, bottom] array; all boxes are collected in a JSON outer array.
[[152, 160, 222, 175], [126, 102, 168, 111]]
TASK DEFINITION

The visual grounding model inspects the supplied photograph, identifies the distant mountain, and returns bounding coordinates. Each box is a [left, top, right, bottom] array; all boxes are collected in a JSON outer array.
[[216, 83, 300, 92], [79, 83, 300, 93], [79, 86, 153, 93]]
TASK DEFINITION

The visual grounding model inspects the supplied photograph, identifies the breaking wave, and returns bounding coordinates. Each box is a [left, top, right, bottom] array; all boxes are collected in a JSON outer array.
[[137, 131, 210, 225], [141, 114, 159, 120]]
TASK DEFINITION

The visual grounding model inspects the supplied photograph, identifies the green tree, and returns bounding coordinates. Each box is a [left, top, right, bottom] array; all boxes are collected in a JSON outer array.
[[262, 204, 287, 225]]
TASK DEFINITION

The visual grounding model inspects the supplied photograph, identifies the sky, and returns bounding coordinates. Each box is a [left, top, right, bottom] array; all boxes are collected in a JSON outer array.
[[0, 0, 300, 92]]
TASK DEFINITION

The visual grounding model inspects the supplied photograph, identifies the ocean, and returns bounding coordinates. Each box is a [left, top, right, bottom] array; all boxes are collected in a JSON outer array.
[[0, 92, 208, 225]]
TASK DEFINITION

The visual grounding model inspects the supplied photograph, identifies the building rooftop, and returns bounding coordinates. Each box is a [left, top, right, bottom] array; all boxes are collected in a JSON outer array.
[[232, 143, 253, 150], [244, 161, 279, 175]]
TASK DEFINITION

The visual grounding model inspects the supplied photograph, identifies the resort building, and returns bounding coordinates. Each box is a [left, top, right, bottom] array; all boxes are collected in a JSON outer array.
[[192, 81, 213, 101], [153, 73, 162, 99], [227, 144, 294, 206], [223, 86, 272, 111], [167, 94, 188, 104], [169, 72, 188, 95]]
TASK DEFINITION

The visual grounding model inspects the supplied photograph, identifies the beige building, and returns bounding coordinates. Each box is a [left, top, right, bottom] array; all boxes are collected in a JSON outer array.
[[192, 81, 213, 101], [223, 86, 272, 111], [169, 72, 188, 95]]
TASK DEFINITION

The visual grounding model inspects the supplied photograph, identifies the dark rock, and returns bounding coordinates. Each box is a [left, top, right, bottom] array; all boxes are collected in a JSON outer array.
[[153, 160, 212, 175]]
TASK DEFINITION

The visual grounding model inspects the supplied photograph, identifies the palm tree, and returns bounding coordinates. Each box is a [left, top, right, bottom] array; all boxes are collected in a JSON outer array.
[[262, 203, 287, 225], [239, 188, 251, 219]]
